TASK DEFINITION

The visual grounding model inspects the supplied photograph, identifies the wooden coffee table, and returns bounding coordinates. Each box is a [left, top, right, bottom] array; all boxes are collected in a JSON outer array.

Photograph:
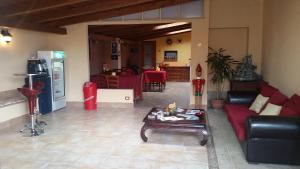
[[140, 107, 208, 146]]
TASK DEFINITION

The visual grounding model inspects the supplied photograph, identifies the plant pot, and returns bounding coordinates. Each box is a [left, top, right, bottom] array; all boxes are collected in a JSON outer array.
[[211, 99, 224, 109]]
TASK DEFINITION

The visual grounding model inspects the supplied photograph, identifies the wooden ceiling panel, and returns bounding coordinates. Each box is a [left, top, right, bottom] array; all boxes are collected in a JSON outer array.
[[44, 0, 195, 26], [0, 0, 196, 34], [0, 0, 90, 16], [0, 18, 67, 34], [5, 0, 158, 23]]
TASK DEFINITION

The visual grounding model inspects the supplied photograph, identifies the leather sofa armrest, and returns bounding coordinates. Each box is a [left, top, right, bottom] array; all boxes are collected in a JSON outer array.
[[227, 91, 258, 105], [247, 116, 300, 140]]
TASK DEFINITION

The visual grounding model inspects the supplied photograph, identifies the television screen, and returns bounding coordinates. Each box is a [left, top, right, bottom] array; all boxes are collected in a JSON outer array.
[[164, 51, 177, 61]]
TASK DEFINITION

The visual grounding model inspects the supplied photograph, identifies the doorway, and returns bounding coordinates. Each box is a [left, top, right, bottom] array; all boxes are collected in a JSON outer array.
[[142, 41, 156, 69], [88, 23, 192, 107]]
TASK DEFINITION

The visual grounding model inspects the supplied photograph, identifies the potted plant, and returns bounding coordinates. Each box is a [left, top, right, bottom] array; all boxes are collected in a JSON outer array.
[[207, 47, 238, 109]]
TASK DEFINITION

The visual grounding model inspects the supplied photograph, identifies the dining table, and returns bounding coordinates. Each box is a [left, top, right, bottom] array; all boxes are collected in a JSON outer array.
[[143, 70, 167, 92], [143, 70, 167, 82]]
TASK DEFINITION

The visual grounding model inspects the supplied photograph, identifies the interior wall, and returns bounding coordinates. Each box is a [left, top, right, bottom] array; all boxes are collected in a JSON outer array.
[[153, 32, 191, 67], [0, 29, 50, 92], [190, 0, 209, 105], [209, 0, 264, 93], [46, 24, 90, 102], [208, 27, 249, 91], [262, 0, 300, 97]]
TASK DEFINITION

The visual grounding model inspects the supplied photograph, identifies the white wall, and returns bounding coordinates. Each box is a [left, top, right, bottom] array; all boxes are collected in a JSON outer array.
[[0, 103, 27, 123], [97, 89, 134, 103], [0, 29, 53, 123], [209, 0, 264, 73], [206, 0, 264, 100], [0, 29, 50, 92], [262, 0, 300, 96], [46, 24, 90, 102]]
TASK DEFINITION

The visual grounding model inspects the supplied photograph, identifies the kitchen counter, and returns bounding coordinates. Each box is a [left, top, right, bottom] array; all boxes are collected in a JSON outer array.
[[0, 90, 26, 108]]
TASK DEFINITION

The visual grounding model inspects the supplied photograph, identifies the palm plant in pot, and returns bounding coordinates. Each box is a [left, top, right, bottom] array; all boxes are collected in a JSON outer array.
[[207, 47, 238, 109]]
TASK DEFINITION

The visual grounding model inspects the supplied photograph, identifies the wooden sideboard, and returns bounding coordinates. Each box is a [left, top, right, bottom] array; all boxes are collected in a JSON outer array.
[[230, 80, 261, 91], [165, 66, 190, 82]]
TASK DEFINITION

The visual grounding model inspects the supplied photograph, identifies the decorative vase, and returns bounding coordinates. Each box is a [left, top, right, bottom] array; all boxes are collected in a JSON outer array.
[[211, 99, 224, 109]]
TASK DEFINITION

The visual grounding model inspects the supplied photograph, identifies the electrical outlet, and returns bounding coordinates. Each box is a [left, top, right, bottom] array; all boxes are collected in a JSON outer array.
[[125, 96, 130, 100]]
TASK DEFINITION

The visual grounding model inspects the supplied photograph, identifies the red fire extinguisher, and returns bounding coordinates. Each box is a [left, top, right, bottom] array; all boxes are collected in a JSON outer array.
[[83, 82, 97, 110]]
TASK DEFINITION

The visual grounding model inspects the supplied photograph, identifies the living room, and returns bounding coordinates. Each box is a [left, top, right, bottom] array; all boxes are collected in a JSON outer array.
[[0, 0, 299, 169]]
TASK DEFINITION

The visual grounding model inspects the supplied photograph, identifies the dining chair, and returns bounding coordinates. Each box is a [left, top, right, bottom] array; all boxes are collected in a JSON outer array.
[[145, 72, 165, 92], [90, 75, 108, 88], [98, 74, 108, 88], [107, 75, 119, 88]]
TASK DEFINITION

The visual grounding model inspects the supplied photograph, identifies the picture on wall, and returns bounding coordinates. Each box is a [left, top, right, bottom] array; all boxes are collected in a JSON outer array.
[[164, 51, 178, 61], [111, 42, 118, 60]]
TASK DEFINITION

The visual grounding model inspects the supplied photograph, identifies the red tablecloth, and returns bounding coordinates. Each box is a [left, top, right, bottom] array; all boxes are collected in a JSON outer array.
[[143, 71, 167, 83], [119, 75, 143, 100]]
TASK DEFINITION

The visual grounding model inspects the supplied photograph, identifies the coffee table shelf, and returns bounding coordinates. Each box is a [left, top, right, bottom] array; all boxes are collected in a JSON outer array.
[[140, 107, 208, 146]]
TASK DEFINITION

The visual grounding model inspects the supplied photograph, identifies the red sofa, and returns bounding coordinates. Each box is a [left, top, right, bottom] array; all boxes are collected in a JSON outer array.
[[224, 82, 300, 164], [225, 82, 300, 141]]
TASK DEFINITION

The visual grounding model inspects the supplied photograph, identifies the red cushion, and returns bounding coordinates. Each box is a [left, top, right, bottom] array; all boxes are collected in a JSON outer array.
[[283, 95, 300, 113], [260, 83, 278, 97], [290, 94, 300, 105], [280, 106, 300, 117], [269, 91, 288, 106], [236, 122, 247, 141], [224, 104, 257, 141]]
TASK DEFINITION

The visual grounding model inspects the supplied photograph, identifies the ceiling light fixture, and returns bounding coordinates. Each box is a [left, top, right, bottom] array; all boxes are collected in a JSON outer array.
[[166, 28, 192, 35], [154, 22, 188, 30], [1, 29, 12, 43]]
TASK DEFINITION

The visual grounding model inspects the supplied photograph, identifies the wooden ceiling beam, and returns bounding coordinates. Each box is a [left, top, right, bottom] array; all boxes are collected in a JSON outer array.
[[0, 0, 90, 16], [0, 18, 67, 34], [109, 24, 191, 37], [90, 23, 191, 40], [89, 24, 160, 35], [138, 30, 191, 40], [12, 0, 158, 23], [135, 23, 191, 37], [44, 0, 196, 26]]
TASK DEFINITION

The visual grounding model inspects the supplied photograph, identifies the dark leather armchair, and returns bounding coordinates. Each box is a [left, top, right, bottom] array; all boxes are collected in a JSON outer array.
[[227, 91, 258, 105], [246, 116, 300, 164]]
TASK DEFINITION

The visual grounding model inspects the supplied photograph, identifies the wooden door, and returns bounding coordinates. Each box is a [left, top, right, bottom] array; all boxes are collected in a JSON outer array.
[[142, 41, 156, 68], [89, 39, 105, 76]]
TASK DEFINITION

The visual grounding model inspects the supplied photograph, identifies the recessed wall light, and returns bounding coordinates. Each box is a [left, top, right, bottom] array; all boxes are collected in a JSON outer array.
[[1, 29, 12, 43]]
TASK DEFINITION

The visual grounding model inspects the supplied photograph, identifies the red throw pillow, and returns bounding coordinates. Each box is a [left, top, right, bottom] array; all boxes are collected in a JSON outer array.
[[290, 94, 300, 105], [284, 100, 300, 113], [280, 106, 300, 117], [260, 83, 278, 97], [269, 91, 288, 106]]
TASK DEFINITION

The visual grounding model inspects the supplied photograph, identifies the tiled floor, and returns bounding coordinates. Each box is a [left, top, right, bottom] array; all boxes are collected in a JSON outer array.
[[1, 82, 298, 169], [136, 82, 190, 108], [0, 82, 209, 169]]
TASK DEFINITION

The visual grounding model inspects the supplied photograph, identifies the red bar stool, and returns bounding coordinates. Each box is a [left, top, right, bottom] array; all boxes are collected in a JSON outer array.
[[18, 87, 44, 136], [32, 82, 47, 127]]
